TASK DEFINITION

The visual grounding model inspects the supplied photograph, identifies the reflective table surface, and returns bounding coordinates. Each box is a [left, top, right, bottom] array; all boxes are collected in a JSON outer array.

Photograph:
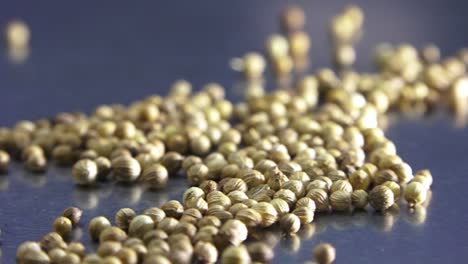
[[1, 1, 468, 263]]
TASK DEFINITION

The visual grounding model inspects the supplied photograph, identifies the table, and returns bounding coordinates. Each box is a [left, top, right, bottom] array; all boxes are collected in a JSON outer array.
[[1, 1, 468, 263]]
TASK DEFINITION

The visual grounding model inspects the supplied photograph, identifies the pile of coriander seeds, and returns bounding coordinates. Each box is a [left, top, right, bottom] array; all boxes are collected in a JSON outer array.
[[8, 4, 468, 264]]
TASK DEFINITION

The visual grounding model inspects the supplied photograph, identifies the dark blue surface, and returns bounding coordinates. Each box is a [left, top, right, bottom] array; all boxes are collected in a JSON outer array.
[[1, 1, 468, 263]]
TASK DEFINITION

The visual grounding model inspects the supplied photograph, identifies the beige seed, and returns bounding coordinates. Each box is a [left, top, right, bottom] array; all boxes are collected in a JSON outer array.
[[72, 159, 98, 185], [53, 216, 72, 237], [235, 208, 262, 228], [330, 190, 352, 211], [382, 181, 401, 200], [280, 213, 301, 233], [5, 20, 30, 48], [99, 226, 128, 243], [351, 190, 368, 209], [292, 206, 314, 224], [307, 189, 330, 212], [0, 150, 10, 173], [221, 245, 251, 264], [194, 241, 218, 264], [88, 216, 111, 241], [404, 181, 428, 207], [252, 202, 278, 227], [247, 242, 274, 263], [313, 243, 336, 264]]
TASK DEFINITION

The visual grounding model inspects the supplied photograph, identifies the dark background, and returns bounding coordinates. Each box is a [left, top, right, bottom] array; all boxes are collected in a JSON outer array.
[[1, 1, 468, 263]]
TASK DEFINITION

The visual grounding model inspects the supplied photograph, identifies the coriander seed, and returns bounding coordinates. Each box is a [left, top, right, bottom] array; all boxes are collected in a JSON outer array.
[[129, 215, 155, 238], [280, 213, 301, 233], [72, 159, 98, 185], [5, 20, 30, 48], [0, 150, 10, 173], [112, 156, 141, 183], [25, 153, 47, 173], [115, 208, 136, 230], [404, 181, 428, 207], [313, 243, 336, 264], [221, 245, 251, 264], [247, 242, 274, 263], [194, 241, 218, 264], [292, 206, 315, 224], [62, 206, 82, 226], [140, 164, 168, 189], [330, 190, 352, 211], [369, 185, 395, 211], [52, 216, 72, 237], [88, 216, 111, 241], [281, 5, 306, 32]]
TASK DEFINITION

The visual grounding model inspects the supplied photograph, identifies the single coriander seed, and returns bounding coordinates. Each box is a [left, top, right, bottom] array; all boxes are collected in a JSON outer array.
[[115, 208, 136, 230], [72, 159, 98, 185], [280, 213, 301, 234], [369, 185, 395, 211], [53, 216, 72, 237], [313, 242, 336, 264], [62, 206, 83, 226]]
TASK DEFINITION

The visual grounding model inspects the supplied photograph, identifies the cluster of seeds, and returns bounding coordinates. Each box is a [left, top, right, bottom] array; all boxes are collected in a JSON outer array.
[[9, 4, 467, 264]]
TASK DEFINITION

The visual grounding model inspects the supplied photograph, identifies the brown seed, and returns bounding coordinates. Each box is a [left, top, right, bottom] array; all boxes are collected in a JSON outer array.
[[162, 200, 184, 218], [369, 185, 395, 211], [62, 207, 82, 226], [115, 208, 136, 230], [281, 5, 306, 32], [160, 151, 184, 174], [280, 213, 301, 233], [40, 232, 67, 251], [313, 243, 336, 264], [140, 164, 168, 189], [112, 156, 141, 183]]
